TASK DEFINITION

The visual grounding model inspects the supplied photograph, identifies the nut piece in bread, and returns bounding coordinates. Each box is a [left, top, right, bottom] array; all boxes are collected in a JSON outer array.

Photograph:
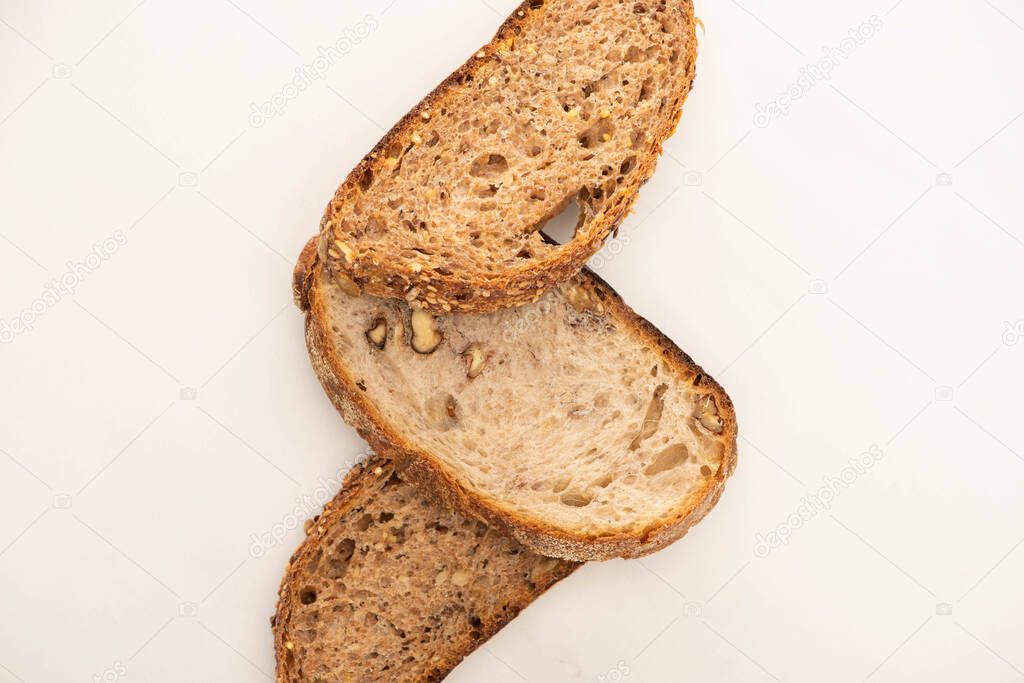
[[365, 318, 388, 350], [462, 344, 487, 379], [410, 310, 443, 354]]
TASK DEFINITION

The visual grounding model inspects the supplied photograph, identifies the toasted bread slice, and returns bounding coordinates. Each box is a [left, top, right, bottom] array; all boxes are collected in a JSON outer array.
[[318, 0, 698, 313], [273, 456, 578, 683], [295, 238, 737, 561]]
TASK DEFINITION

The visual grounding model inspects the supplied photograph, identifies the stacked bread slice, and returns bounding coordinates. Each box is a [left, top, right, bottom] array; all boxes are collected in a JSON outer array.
[[273, 457, 578, 683], [318, 0, 699, 313], [277, 0, 735, 680]]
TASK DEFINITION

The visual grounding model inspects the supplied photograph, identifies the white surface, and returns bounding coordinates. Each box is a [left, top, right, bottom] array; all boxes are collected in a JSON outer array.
[[1, 0, 1022, 681]]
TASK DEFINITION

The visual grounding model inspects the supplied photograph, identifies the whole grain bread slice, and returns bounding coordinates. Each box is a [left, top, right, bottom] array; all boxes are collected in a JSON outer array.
[[295, 238, 737, 562], [319, 0, 699, 313], [273, 456, 578, 683]]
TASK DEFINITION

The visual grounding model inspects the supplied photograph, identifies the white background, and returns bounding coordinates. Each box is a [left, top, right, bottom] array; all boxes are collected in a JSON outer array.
[[1, 0, 1022, 681]]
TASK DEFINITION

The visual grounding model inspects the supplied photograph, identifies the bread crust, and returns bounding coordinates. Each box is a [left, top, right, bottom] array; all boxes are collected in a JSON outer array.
[[317, 0, 700, 313], [295, 238, 738, 562], [272, 457, 579, 682]]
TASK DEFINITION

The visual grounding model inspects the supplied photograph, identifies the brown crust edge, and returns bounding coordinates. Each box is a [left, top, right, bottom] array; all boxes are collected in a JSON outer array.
[[295, 239, 739, 562], [317, 0, 700, 314], [272, 456, 580, 683]]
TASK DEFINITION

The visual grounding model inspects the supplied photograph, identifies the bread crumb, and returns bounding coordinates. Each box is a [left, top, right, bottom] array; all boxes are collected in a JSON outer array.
[[411, 132, 423, 145], [450, 571, 471, 587]]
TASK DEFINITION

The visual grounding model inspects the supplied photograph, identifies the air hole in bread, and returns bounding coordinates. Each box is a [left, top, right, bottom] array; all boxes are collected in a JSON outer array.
[[638, 77, 654, 102], [356, 514, 373, 531], [578, 119, 615, 149], [538, 195, 583, 245], [299, 588, 318, 605], [551, 476, 571, 493], [630, 128, 646, 150], [561, 491, 593, 507], [336, 538, 356, 561], [629, 384, 668, 450], [358, 168, 374, 192], [470, 153, 509, 178], [327, 555, 351, 581], [645, 443, 689, 476], [526, 140, 546, 157], [700, 465, 713, 477]]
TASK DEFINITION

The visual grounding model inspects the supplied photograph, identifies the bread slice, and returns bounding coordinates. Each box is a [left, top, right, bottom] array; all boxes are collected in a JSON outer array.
[[295, 238, 737, 561], [273, 456, 578, 683], [318, 0, 699, 313]]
